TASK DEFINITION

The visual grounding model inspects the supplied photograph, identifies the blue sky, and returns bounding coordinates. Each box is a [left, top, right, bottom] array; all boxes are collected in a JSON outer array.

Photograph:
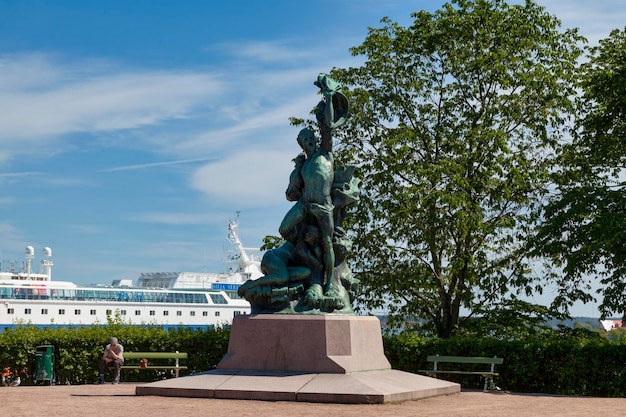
[[0, 1, 624, 316]]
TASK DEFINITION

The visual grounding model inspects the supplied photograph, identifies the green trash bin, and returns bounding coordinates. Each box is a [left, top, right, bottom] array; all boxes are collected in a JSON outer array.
[[34, 345, 54, 385]]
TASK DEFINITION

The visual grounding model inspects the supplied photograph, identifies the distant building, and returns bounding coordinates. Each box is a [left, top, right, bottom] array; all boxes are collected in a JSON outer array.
[[599, 319, 623, 332]]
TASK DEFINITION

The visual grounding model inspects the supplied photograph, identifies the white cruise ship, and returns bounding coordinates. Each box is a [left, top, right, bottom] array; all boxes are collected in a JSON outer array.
[[0, 215, 263, 332]]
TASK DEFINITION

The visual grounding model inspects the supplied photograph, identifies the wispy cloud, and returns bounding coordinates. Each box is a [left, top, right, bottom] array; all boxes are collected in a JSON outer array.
[[190, 149, 295, 207], [0, 196, 16, 206], [0, 172, 91, 188], [218, 39, 349, 64], [61, 223, 109, 234], [99, 157, 216, 172], [0, 54, 224, 143], [127, 212, 212, 225], [522, 1, 625, 45], [0, 223, 25, 249], [0, 171, 41, 178], [176, 93, 313, 156], [0, 171, 43, 187]]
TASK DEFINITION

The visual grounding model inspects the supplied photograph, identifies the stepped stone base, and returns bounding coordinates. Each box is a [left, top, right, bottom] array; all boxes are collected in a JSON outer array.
[[135, 314, 460, 404], [217, 314, 392, 373], [135, 368, 460, 404]]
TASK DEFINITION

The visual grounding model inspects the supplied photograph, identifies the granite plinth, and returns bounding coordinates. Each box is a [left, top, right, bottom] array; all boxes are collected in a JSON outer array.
[[135, 314, 460, 404], [217, 314, 391, 373]]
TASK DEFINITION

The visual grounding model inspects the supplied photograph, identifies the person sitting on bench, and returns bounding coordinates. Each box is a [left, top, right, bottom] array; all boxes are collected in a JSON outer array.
[[98, 337, 124, 384]]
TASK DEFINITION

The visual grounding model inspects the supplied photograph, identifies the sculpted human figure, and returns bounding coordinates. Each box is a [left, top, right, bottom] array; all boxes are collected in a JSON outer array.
[[238, 73, 356, 314], [279, 74, 350, 309], [279, 128, 337, 306], [294, 224, 324, 296], [237, 240, 310, 313]]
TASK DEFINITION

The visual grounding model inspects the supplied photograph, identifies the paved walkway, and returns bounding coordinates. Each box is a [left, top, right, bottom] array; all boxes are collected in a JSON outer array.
[[3, 383, 626, 417]]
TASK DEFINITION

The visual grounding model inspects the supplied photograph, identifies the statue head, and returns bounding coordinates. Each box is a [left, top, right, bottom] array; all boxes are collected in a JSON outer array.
[[297, 128, 318, 154]]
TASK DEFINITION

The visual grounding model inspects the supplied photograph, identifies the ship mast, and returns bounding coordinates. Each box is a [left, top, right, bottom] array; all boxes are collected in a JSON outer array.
[[227, 212, 251, 269], [41, 247, 53, 280]]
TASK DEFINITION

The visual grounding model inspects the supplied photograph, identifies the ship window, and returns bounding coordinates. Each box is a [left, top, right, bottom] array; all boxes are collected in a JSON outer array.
[[202, 311, 208, 317], [149, 310, 155, 316], [135, 310, 141, 316], [59, 309, 65, 315], [120, 310, 127, 316], [190, 311, 195, 317], [90, 310, 96, 315], [7, 308, 14, 314], [176, 311, 182, 316], [215, 311, 220, 317], [74, 309, 81, 315], [24, 308, 31, 315], [234, 311, 244, 317], [209, 294, 227, 304], [163, 311, 169, 316], [41, 309, 48, 315], [227, 291, 243, 300], [194, 294, 209, 304], [106, 309, 112, 316]]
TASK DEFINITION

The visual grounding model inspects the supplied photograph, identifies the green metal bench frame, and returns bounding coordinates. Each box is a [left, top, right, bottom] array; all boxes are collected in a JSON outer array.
[[419, 355, 504, 391], [119, 351, 188, 378]]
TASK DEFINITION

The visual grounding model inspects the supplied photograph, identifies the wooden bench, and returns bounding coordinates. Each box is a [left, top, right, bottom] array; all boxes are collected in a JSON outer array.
[[419, 355, 503, 391], [119, 351, 188, 378]]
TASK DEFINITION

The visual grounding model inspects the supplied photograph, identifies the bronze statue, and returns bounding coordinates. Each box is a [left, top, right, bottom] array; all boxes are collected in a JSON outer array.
[[238, 73, 360, 314]]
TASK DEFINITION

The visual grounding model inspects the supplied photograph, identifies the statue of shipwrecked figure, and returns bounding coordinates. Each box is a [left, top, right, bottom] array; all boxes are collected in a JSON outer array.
[[238, 73, 360, 314]]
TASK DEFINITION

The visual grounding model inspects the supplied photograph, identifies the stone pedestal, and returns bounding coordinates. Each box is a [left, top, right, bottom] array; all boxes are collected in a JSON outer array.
[[218, 314, 391, 373], [136, 314, 460, 403]]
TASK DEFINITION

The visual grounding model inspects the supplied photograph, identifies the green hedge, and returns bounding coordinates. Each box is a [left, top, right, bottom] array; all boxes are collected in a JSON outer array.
[[2, 324, 625, 397], [383, 331, 626, 397], [0, 324, 230, 385]]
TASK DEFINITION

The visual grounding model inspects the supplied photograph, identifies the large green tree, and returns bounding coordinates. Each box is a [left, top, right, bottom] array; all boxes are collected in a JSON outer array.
[[532, 27, 626, 318], [328, 0, 583, 337]]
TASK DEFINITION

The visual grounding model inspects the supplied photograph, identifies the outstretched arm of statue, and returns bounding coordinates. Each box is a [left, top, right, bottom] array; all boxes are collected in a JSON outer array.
[[314, 74, 348, 152], [315, 98, 333, 152]]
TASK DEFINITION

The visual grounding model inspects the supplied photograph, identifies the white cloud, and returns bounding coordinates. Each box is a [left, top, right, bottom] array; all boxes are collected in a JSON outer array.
[[0, 49, 351, 169], [0, 171, 41, 178], [175, 93, 313, 156], [0, 54, 223, 142], [0, 171, 43, 187], [0, 171, 92, 188], [0, 196, 16, 206], [0, 53, 65, 91], [190, 149, 295, 206], [127, 212, 212, 225], [99, 157, 215, 173], [0, 223, 24, 247], [525, 1, 625, 46], [60, 223, 109, 234], [218, 39, 350, 64]]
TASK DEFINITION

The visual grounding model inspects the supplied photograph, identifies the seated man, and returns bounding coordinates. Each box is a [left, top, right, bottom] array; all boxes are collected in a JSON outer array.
[[97, 337, 124, 384]]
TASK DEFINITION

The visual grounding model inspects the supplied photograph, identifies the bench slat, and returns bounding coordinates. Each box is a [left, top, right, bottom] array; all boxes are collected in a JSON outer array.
[[419, 370, 498, 376], [421, 355, 503, 391], [124, 352, 187, 359], [426, 355, 503, 365], [121, 366, 188, 369]]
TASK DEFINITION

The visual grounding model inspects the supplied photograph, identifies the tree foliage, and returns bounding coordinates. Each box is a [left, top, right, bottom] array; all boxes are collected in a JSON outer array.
[[532, 27, 626, 318], [327, 0, 583, 337]]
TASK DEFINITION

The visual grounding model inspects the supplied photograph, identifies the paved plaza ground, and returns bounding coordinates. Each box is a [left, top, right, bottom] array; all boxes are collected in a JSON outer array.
[[3, 383, 626, 417]]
